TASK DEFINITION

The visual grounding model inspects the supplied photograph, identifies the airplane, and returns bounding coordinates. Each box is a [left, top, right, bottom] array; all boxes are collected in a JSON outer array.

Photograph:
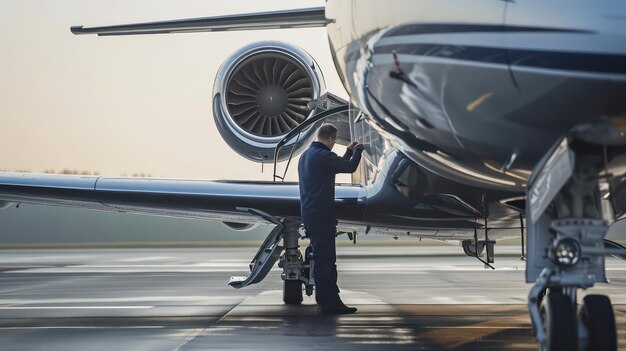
[[1, 1, 626, 350]]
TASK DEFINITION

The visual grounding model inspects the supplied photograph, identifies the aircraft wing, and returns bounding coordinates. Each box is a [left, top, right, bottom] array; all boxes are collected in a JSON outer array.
[[0, 172, 365, 224], [70, 7, 328, 36]]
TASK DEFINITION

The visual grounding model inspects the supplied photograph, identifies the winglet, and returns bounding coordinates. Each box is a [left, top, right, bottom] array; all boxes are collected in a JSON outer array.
[[70, 26, 85, 35]]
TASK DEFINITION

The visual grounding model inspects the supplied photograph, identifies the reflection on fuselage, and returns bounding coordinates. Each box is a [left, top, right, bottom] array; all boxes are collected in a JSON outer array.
[[338, 117, 522, 240], [325, 0, 626, 192]]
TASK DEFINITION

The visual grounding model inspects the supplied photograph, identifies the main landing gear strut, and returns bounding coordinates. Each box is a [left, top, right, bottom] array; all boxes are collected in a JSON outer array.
[[526, 137, 626, 351], [228, 208, 314, 305]]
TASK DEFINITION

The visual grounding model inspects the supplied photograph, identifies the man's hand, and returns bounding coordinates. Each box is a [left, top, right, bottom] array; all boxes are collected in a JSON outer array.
[[347, 141, 358, 150]]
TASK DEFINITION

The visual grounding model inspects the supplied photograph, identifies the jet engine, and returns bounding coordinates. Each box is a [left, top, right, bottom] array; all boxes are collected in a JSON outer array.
[[213, 42, 326, 163]]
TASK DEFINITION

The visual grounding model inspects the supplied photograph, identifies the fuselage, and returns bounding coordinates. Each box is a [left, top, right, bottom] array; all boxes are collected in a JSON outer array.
[[325, 0, 626, 192]]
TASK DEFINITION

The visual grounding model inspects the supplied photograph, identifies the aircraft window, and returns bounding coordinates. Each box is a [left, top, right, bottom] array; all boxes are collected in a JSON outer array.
[[353, 118, 385, 166]]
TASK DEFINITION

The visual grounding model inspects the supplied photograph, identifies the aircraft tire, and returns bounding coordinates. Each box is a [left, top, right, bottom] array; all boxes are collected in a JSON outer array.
[[540, 292, 578, 351], [578, 294, 617, 351], [283, 280, 303, 305]]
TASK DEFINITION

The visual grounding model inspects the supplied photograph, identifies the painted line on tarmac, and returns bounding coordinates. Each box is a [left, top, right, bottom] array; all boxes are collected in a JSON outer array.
[[0, 326, 165, 330], [0, 306, 154, 309], [421, 326, 530, 329]]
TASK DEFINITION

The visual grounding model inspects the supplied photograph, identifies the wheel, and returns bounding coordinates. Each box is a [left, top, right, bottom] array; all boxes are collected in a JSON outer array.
[[537, 288, 561, 309], [540, 292, 578, 351], [283, 280, 303, 305], [578, 294, 617, 351]]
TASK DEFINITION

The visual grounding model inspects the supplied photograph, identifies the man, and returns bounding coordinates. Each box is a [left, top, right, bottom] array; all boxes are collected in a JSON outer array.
[[298, 123, 363, 315]]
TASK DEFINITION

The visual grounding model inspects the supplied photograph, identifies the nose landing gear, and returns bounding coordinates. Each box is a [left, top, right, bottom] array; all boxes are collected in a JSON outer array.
[[579, 294, 618, 350], [539, 292, 578, 351], [526, 137, 624, 351]]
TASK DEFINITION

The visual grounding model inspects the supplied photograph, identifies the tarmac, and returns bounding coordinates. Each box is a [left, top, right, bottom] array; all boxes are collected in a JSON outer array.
[[0, 246, 625, 350]]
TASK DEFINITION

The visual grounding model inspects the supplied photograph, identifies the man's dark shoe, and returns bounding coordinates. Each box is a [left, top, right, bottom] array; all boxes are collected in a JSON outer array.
[[317, 304, 358, 315]]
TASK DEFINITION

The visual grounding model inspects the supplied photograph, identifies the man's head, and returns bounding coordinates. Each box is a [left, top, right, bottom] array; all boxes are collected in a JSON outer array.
[[316, 123, 338, 150]]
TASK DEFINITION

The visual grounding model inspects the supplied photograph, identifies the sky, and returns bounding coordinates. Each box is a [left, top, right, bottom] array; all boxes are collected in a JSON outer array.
[[0, 0, 348, 181]]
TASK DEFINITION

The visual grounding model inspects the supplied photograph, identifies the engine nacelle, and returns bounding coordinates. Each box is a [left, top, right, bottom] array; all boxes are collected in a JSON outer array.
[[213, 41, 326, 163]]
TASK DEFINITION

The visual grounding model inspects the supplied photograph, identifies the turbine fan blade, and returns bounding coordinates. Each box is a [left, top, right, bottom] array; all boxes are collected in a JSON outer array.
[[225, 54, 314, 137]]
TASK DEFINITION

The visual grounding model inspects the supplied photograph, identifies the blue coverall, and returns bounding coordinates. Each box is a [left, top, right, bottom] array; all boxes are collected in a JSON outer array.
[[298, 141, 363, 307]]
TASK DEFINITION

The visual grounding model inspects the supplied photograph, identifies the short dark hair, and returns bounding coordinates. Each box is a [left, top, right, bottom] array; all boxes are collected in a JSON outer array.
[[317, 124, 338, 140]]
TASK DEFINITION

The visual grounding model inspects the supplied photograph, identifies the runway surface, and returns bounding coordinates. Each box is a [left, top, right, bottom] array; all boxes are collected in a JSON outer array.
[[1, 246, 625, 350]]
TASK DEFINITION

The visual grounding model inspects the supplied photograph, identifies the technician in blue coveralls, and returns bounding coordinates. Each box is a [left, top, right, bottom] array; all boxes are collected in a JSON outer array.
[[298, 123, 363, 315]]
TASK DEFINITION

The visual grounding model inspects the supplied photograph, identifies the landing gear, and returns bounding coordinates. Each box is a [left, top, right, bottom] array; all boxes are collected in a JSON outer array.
[[228, 208, 313, 305], [279, 229, 316, 304], [579, 295, 617, 351], [526, 137, 625, 351], [540, 292, 578, 351], [283, 280, 303, 305], [278, 219, 306, 305]]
